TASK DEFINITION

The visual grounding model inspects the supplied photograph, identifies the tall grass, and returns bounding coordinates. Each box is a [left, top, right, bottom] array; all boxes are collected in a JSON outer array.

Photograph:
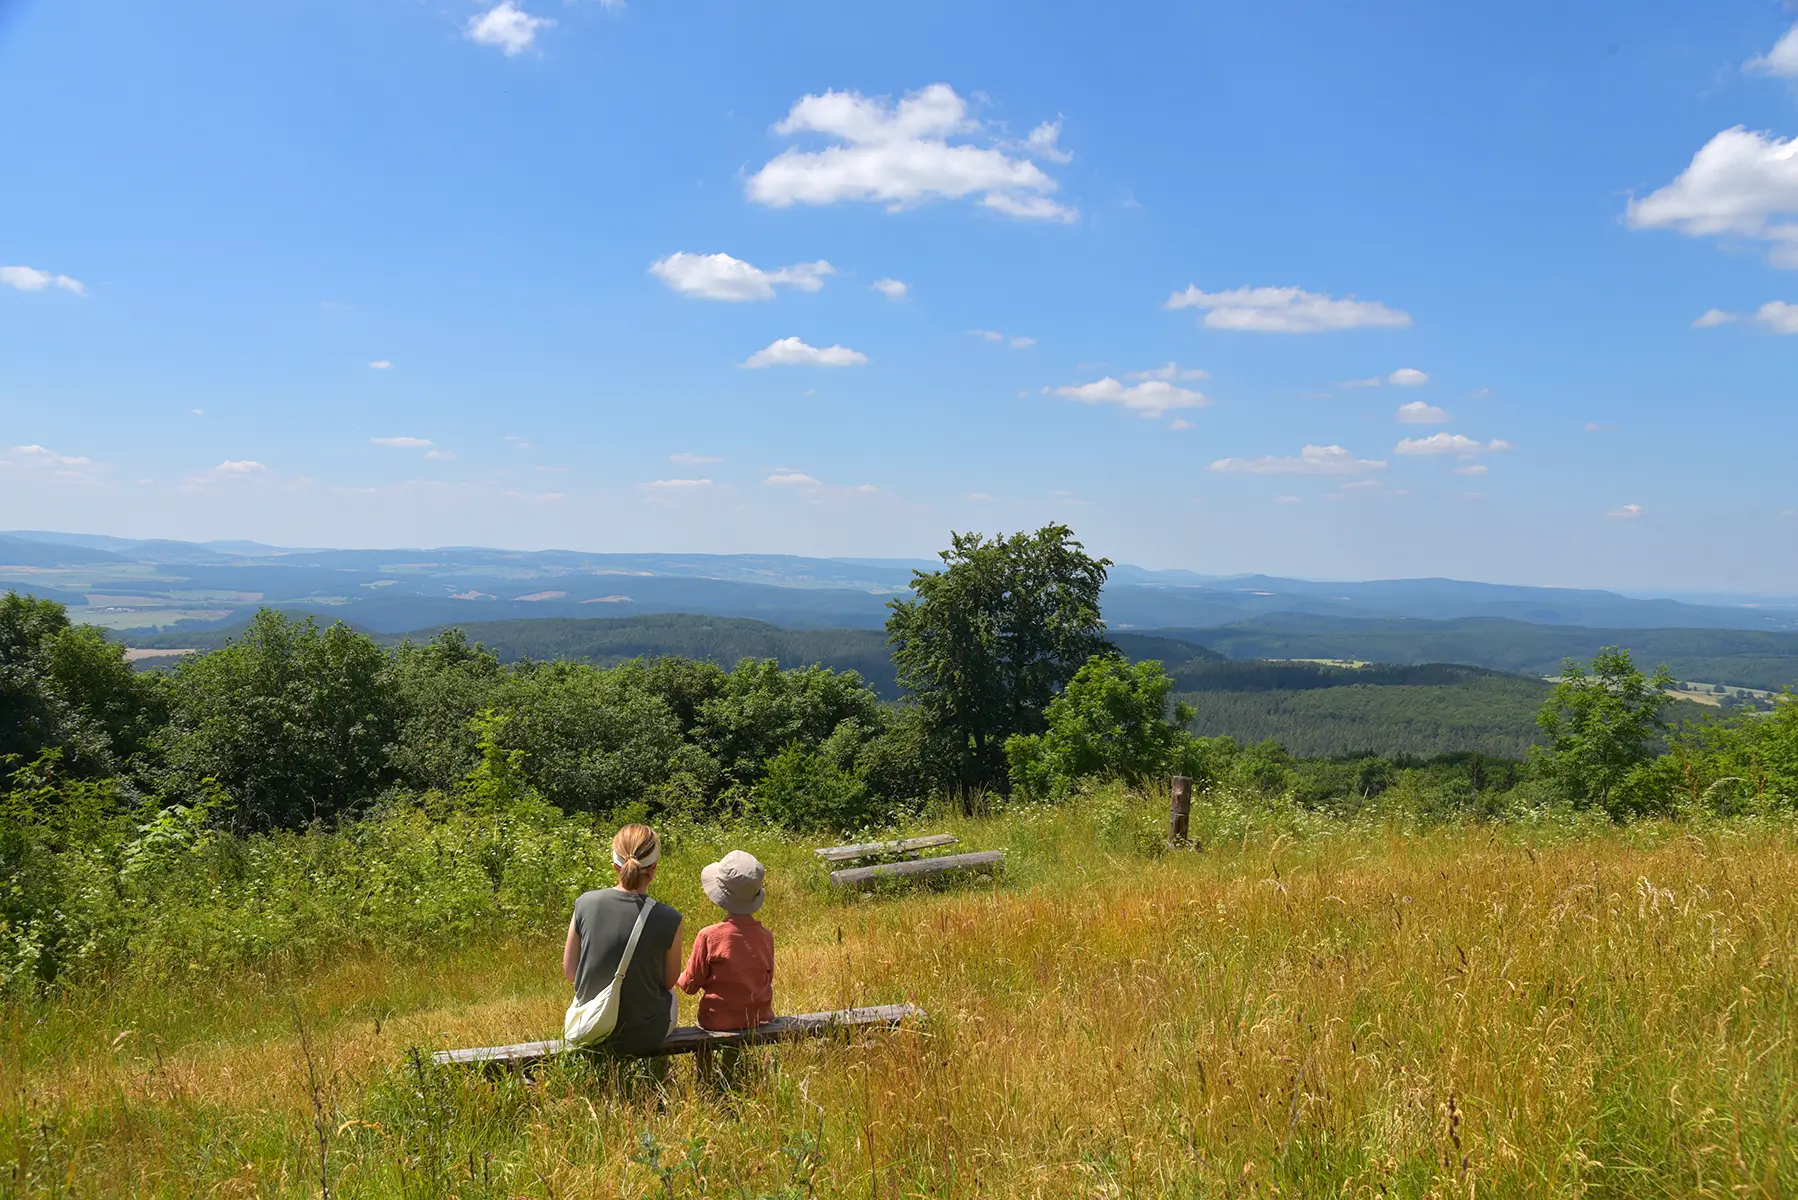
[[5, 788, 1797, 1197]]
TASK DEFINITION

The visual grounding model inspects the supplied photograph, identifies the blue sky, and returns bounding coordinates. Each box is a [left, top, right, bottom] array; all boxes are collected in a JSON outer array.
[[3, 0, 1798, 590]]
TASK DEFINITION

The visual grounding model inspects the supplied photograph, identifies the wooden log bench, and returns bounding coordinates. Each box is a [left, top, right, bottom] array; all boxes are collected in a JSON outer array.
[[829, 849, 1004, 890], [813, 834, 957, 864], [431, 1003, 921, 1070]]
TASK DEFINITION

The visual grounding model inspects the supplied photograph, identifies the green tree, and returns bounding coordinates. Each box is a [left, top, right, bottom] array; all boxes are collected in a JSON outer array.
[[387, 629, 505, 792], [484, 660, 685, 815], [1534, 647, 1675, 818], [1006, 655, 1193, 799], [159, 609, 400, 829], [0, 591, 163, 775], [751, 742, 880, 833], [694, 659, 886, 786], [887, 525, 1112, 806]]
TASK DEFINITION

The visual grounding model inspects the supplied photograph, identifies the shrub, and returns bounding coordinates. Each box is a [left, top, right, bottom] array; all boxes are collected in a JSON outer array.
[[1006, 655, 1192, 800], [751, 743, 884, 833]]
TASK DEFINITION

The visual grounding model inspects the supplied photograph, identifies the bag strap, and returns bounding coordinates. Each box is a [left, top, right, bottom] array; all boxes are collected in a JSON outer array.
[[611, 896, 658, 989]]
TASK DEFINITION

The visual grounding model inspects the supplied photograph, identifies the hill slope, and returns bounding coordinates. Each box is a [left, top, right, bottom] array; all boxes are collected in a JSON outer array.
[[1158, 615, 1798, 692]]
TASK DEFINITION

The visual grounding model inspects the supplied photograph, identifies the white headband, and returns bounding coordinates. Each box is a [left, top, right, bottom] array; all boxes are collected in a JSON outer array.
[[612, 842, 659, 869]]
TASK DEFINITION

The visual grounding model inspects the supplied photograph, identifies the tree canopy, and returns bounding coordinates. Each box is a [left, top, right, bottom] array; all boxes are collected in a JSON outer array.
[[886, 524, 1112, 803]]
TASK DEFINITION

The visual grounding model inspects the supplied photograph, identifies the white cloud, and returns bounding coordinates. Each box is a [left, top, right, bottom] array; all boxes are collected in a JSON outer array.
[[1756, 300, 1798, 332], [425, 449, 456, 461], [871, 278, 909, 301], [1166, 285, 1411, 333], [641, 478, 716, 490], [741, 337, 868, 368], [1126, 362, 1208, 382], [1387, 367, 1429, 386], [216, 460, 266, 474], [191, 408, 204, 415], [1022, 119, 1073, 165], [370, 436, 433, 448], [966, 492, 996, 501], [1453, 464, 1489, 476], [1167, 418, 1193, 430], [1747, 24, 1798, 77], [1606, 503, 1647, 520], [1, 265, 86, 295], [1394, 433, 1513, 456], [4, 444, 98, 478], [1048, 375, 1212, 419], [1468, 387, 1492, 398], [853, 484, 878, 493], [1626, 127, 1798, 267], [973, 330, 1029, 347], [670, 452, 722, 465], [1692, 308, 1739, 328], [745, 84, 1075, 222], [1209, 444, 1388, 476], [466, 2, 553, 55], [1395, 400, 1449, 424], [766, 472, 821, 486], [369, 360, 393, 369], [649, 252, 835, 301], [1338, 377, 1384, 389]]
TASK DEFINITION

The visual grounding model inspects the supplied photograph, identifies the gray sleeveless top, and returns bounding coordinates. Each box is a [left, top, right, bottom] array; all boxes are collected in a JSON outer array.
[[570, 889, 683, 1055]]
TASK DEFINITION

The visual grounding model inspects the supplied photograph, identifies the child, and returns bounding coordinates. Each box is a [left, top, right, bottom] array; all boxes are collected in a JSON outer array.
[[677, 850, 774, 1032]]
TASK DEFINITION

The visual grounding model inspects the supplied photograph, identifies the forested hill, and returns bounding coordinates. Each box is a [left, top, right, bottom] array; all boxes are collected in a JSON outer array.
[[128, 613, 1222, 698], [1157, 615, 1798, 693]]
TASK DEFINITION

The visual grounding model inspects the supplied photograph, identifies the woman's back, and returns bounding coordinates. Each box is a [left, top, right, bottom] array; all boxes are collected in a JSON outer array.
[[570, 888, 684, 1055]]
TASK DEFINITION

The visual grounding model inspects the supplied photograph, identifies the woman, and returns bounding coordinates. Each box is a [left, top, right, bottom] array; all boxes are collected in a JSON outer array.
[[562, 824, 684, 1055]]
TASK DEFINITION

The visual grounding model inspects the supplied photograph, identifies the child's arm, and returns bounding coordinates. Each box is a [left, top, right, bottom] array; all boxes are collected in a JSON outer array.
[[676, 930, 707, 995]]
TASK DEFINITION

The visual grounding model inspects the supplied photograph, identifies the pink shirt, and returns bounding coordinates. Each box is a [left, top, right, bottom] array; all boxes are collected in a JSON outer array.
[[676, 915, 774, 1031]]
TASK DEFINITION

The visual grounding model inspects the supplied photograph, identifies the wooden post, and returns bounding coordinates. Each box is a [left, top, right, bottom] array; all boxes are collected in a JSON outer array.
[[1169, 775, 1192, 845]]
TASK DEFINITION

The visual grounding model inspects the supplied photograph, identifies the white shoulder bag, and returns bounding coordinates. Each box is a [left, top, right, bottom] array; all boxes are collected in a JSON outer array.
[[565, 897, 658, 1047]]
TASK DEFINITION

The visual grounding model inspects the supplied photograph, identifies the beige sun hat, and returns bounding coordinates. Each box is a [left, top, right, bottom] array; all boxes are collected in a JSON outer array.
[[700, 850, 766, 915]]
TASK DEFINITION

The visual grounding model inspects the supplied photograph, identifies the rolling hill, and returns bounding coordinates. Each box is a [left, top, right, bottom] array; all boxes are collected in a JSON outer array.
[[8, 531, 1798, 635]]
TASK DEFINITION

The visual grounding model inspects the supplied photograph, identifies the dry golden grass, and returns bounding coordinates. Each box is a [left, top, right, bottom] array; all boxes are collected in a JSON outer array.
[[6, 799, 1798, 1198]]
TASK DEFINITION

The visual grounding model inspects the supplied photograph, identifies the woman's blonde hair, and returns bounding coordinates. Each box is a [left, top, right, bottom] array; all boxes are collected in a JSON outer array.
[[612, 824, 659, 890]]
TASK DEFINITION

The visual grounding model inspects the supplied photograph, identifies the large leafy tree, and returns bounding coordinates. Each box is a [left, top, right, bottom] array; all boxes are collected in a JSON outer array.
[[1535, 647, 1675, 818], [159, 609, 400, 829], [887, 525, 1112, 804], [0, 591, 163, 775]]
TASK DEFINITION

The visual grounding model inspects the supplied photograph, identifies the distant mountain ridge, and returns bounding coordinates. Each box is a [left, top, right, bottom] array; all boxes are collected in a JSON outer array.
[[4, 529, 1797, 635]]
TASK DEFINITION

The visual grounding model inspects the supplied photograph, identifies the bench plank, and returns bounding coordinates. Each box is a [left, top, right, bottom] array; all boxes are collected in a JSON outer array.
[[829, 849, 1004, 890], [431, 1003, 921, 1068], [814, 834, 957, 864]]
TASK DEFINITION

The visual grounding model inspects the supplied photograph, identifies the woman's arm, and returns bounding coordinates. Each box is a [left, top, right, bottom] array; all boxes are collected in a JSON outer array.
[[676, 928, 705, 995], [663, 917, 684, 990], [562, 914, 580, 983]]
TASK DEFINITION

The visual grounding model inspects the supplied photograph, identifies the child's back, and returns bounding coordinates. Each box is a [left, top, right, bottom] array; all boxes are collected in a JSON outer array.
[[679, 914, 774, 1031], [679, 851, 775, 1031]]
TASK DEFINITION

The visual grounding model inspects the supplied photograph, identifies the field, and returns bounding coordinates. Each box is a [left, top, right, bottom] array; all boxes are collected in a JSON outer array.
[[7, 795, 1796, 1198]]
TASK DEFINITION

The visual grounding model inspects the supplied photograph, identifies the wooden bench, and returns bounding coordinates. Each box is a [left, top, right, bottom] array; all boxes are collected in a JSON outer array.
[[829, 849, 1004, 890], [813, 834, 958, 864], [431, 1003, 921, 1070]]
